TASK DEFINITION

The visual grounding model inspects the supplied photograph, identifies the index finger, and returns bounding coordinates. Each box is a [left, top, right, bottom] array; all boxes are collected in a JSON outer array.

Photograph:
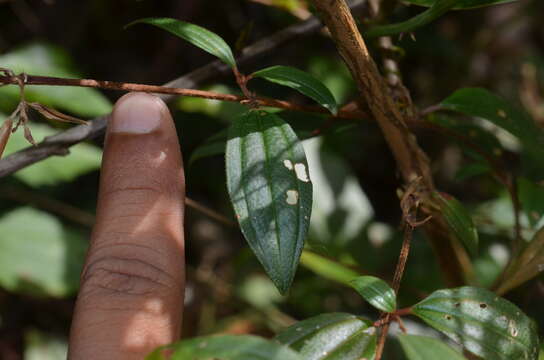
[[68, 93, 185, 360]]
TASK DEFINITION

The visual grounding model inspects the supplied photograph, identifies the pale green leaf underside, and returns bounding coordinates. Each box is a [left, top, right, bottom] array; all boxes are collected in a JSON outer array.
[[3, 121, 102, 187], [127, 17, 236, 67], [0, 207, 87, 297], [0, 42, 111, 117], [276, 313, 376, 360], [251, 65, 338, 115], [435, 192, 479, 256], [146, 335, 302, 360], [226, 110, 312, 294], [412, 286, 540, 360], [398, 334, 466, 360], [349, 276, 397, 313]]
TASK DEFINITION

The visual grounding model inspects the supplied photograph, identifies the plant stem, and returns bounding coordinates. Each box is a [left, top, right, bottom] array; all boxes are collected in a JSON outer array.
[[375, 224, 413, 360], [0, 74, 367, 120]]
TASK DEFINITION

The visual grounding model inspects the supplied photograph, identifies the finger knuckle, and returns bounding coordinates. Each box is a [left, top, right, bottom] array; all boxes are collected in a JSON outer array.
[[80, 255, 177, 300]]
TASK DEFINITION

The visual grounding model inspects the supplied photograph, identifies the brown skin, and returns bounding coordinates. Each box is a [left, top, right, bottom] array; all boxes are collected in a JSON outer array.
[[68, 93, 185, 359]]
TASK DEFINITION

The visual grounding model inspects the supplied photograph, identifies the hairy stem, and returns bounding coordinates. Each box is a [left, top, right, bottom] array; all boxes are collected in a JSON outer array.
[[309, 0, 470, 290]]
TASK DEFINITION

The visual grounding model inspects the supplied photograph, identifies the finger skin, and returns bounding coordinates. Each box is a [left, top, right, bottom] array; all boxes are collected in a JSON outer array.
[[68, 93, 185, 360]]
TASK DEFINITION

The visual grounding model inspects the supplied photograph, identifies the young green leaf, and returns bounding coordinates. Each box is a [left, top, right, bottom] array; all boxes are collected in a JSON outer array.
[[402, 0, 518, 9], [146, 335, 302, 360], [349, 276, 396, 313], [439, 88, 544, 180], [226, 110, 312, 294], [435, 192, 479, 256], [299, 251, 361, 286], [126, 18, 236, 68], [364, 0, 458, 38], [276, 313, 376, 360], [412, 286, 540, 360], [398, 334, 466, 360], [251, 65, 338, 115]]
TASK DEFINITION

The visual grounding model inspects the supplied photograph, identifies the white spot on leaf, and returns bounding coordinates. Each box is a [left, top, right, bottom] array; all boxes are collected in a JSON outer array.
[[286, 190, 299, 205], [294, 163, 310, 182], [283, 159, 293, 170], [509, 320, 518, 337]]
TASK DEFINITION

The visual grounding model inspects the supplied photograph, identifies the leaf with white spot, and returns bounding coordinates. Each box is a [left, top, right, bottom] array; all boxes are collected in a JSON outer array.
[[276, 313, 376, 360], [226, 110, 312, 294], [126, 18, 236, 67], [412, 286, 540, 360], [146, 335, 302, 360], [349, 276, 396, 313], [251, 66, 338, 115]]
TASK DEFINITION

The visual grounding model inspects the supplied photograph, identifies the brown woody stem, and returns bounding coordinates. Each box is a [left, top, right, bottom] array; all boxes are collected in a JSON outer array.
[[308, 0, 470, 289], [0, 74, 366, 120]]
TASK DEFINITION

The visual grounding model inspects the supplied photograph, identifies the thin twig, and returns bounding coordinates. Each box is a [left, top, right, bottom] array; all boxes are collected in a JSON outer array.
[[185, 197, 236, 227], [0, 74, 366, 120], [375, 313, 391, 360]]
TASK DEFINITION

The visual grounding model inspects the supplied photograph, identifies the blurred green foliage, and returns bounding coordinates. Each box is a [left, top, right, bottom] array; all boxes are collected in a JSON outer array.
[[0, 0, 543, 359]]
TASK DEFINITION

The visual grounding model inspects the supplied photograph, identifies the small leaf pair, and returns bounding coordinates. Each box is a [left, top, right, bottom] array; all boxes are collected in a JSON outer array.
[[128, 18, 338, 115]]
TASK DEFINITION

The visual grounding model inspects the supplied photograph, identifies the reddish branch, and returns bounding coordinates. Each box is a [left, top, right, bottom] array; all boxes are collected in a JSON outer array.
[[0, 74, 367, 120]]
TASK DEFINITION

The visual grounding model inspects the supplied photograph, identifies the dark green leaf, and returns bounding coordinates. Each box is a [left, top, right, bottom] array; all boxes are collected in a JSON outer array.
[[276, 313, 376, 360], [127, 18, 236, 67], [251, 66, 338, 115], [299, 251, 361, 286], [398, 334, 466, 360], [226, 110, 312, 294], [349, 276, 396, 313], [440, 88, 544, 179], [0, 207, 87, 297], [435, 192, 479, 256], [146, 335, 302, 360], [495, 226, 544, 295], [412, 286, 540, 360], [402, 0, 518, 9], [364, 0, 457, 38]]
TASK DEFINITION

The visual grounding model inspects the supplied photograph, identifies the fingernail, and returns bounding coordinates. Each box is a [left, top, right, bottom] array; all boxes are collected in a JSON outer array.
[[110, 93, 166, 134]]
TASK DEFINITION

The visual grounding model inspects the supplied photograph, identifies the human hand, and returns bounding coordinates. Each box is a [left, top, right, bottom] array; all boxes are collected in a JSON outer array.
[[68, 93, 186, 359]]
